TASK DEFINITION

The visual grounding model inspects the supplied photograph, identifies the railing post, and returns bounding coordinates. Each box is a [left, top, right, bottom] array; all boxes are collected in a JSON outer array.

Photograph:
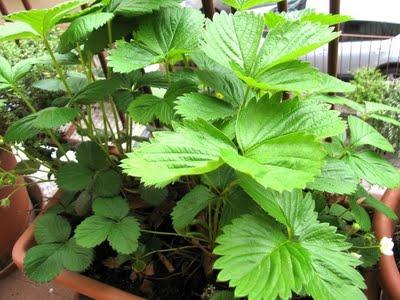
[[328, 0, 340, 77], [0, 0, 9, 16], [277, 0, 288, 12], [21, 0, 32, 10], [201, 0, 215, 19]]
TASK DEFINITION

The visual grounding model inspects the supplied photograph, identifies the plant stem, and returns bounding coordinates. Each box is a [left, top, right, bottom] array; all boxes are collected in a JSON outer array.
[[140, 229, 208, 243], [43, 38, 72, 96], [141, 246, 199, 259]]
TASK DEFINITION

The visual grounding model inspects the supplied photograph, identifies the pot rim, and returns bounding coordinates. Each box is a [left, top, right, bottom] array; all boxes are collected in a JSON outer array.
[[12, 192, 145, 300], [373, 188, 400, 299]]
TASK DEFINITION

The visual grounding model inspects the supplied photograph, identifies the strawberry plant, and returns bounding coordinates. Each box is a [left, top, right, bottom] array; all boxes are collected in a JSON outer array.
[[1, 0, 399, 299]]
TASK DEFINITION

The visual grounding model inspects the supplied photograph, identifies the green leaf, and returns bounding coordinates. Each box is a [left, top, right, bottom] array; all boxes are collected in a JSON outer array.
[[175, 93, 236, 121], [307, 158, 359, 194], [201, 165, 236, 191], [33, 79, 66, 91], [61, 238, 94, 272], [345, 151, 400, 188], [214, 192, 365, 300], [138, 185, 168, 206], [108, 7, 204, 72], [348, 115, 394, 152], [240, 60, 354, 93], [353, 186, 397, 221], [14, 160, 41, 175], [71, 79, 120, 104], [349, 197, 371, 231], [74, 215, 113, 248], [76, 141, 108, 171], [210, 291, 235, 300], [364, 101, 400, 114], [4, 114, 40, 143], [23, 244, 63, 283], [56, 162, 94, 191], [32, 107, 79, 129], [93, 169, 122, 197], [6, 0, 86, 37], [202, 12, 338, 80], [108, 0, 181, 17], [127, 95, 174, 125], [214, 214, 313, 300], [171, 185, 216, 229], [0, 21, 40, 42], [34, 214, 71, 244], [107, 216, 140, 254], [59, 12, 114, 53], [121, 120, 235, 188], [236, 97, 344, 152], [92, 196, 129, 221], [369, 114, 400, 127], [74, 190, 92, 216], [222, 0, 279, 11]]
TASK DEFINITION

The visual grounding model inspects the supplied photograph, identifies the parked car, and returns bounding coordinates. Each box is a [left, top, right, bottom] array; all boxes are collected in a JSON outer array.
[[304, 0, 400, 79]]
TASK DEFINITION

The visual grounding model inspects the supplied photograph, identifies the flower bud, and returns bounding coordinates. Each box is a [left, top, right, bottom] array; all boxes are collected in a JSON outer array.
[[1, 197, 10, 207]]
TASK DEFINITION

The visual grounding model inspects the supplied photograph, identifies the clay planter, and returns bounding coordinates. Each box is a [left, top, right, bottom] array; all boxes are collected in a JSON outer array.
[[373, 189, 400, 299], [12, 194, 145, 300], [0, 149, 35, 278]]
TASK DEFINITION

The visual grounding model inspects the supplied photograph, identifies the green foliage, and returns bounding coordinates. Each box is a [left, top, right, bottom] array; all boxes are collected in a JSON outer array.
[[24, 214, 93, 282], [107, 0, 181, 17], [348, 68, 387, 104], [138, 185, 168, 206], [222, 0, 279, 11], [75, 197, 140, 254]]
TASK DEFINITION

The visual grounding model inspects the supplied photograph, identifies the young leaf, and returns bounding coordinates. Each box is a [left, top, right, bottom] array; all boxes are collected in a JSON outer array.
[[108, 0, 181, 17], [345, 151, 400, 188], [222, 0, 279, 11], [307, 158, 359, 195], [175, 93, 236, 121], [171, 185, 216, 229], [75, 197, 140, 254], [34, 214, 71, 244], [121, 120, 235, 188], [76, 141, 108, 171], [108, 7, 204, 73], [348, 115, 394, 152], [59, 12, 114, 53], [56, 162, 94, 191], [32, 107, 79, 129]]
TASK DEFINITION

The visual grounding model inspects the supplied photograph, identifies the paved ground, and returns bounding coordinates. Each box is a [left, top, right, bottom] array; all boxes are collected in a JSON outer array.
[[0, 269, 73, 299]]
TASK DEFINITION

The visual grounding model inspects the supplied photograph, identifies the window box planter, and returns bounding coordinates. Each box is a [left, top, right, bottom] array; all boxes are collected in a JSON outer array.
[[12, 193, 144, 300], [373, 189, 400, 299]]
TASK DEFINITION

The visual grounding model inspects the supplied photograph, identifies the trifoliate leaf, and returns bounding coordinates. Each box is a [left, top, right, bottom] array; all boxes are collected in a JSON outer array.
[[175, 93, 236, 121], [108, 0, 181, 17], [59, 12, 114, 53], [93, 169, 122, 197], [4, 114, 40, 143], [222, 0, 279, 11], [345, 151, 400, 188], [138, 185, 168, 206], [171, 185, 216, 229], [127, 95, 174, 125], [348, 115, 394, 152], [75, 215, 113, 248], [56, 162, 94, 191], [32, 107, 79, 129], [6, 0, 86, 37], [236, 97, 344, 152], [71, 79, 120, 104], [121, 120, 235, 188], [76, 141, 108, 171], [92, 196, 129, 221], [108, 7, 204, 72], [307, 158, 359, 194], [34, 214, 71, 244], [107, 216, 140, 254]]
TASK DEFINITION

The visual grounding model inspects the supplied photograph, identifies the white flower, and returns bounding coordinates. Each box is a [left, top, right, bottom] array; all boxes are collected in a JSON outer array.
[[380, 237, 394, 256], [350, 252, 362, 259]]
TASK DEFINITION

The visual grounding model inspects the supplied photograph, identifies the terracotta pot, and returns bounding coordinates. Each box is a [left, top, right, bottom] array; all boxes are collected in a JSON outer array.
[[12, 194, 145, 300], [0, 149, 35, 278], [373, 189, 400, 299]]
